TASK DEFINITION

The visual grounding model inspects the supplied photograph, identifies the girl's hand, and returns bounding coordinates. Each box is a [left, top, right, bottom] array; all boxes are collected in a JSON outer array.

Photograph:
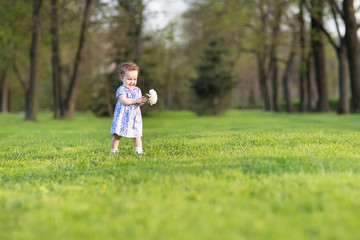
[[138, 96, 148, 106]]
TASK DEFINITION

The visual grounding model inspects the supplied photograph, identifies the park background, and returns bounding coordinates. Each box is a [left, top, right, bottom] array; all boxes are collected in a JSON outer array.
[[2, 0, 360, 118]]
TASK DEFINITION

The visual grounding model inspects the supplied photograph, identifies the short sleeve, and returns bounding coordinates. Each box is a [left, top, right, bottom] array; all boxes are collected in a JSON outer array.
[[116, 85, 126, 99]]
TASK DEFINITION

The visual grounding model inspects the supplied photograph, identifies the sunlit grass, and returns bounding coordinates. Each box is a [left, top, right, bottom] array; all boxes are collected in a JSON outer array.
[[1, 110, 360, 240]]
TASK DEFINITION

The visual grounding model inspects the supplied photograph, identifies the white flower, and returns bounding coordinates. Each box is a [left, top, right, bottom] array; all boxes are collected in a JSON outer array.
[[146, 89, 158, 106]]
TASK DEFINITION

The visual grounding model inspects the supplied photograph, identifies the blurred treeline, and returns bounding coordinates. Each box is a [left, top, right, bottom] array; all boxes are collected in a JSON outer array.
[[1, 0, 360, 120]]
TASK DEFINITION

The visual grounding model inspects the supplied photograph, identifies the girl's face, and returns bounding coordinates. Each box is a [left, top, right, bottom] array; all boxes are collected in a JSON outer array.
[[123, 70, 138, 90]]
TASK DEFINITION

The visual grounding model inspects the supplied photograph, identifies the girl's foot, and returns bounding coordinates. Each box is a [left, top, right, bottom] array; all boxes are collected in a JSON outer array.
[[109, 149, 119, 155]]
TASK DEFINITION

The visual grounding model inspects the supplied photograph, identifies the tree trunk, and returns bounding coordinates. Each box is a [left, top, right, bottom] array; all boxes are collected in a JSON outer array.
[[64, 0, 93, 118], [271, 59, 280, 111], [298, 0, 308, 112], [212, 95, 219, 116], [337, 41, 350, 114], [1, 68, 9, 113], [282, 55, 294, 113], [282, 29, 297, 113], [257, 56, 271, 111], [311, 0, 349, 114], [269, 3, 282, 112], [25, 0, 42, 121], [310, 0, 330, 112], [306, 51, 315, 111], [255, 2, 271, 111], [51, 0, 64, 118], [343, 0, 360, 112]]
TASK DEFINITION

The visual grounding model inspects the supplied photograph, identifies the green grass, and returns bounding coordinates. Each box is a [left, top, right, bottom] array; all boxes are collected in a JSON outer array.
[[1, 110, 360, 240]]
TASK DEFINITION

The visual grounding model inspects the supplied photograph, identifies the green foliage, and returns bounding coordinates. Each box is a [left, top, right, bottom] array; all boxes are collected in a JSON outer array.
[[0, 1, 31, 70], [1, 110, 360, 239], [95, 15, 191, 116], [183, 0, 259, 112], [279, 98, 353, 112], [328, 98, 352, 112], [192, 39, 235, 115], [1, 0, 343, 115]]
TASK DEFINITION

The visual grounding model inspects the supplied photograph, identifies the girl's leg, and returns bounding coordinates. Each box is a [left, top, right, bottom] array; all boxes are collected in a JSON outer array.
[[134, 137, 143, 154], [111, 134, 121, 153]]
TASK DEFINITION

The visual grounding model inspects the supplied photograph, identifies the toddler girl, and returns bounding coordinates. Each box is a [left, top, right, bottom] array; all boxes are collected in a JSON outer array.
[[110, 62, 148, 155]]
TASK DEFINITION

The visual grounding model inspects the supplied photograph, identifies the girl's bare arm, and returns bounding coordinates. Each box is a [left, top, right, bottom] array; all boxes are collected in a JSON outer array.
[[120, 95, 147, 106]]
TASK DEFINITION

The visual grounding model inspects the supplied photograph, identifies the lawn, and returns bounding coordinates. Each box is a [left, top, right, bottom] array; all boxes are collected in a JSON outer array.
[[1, 110, 360, 240]]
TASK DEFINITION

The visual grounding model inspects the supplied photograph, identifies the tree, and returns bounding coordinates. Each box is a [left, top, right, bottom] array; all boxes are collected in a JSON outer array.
[[269, 1, 286, 112], [0, 1, 30, 113], [63, 0, 93, 118], [192, 39, 235, 115], [1, 67, 9, 113], [305, 0, 349, 114], [246, 0, 293, 111], [25, 0, 43, 121], [310, 0, 330, 112], [343, 0, 360, 112], [50, 0, 64, 118], [326, 0, 349, 114], [298, 0, 309, 112], [141, 22, 189, 111], [118, 0, 144, 63], [282, 24, 297, 113], [111, 0, 144, 64], [254, 1, 272, 111], [252, 1, 288, 111]]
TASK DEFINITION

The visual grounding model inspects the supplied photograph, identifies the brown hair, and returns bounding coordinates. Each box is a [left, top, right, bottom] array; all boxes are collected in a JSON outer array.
[[118, 62, 139, 80]]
